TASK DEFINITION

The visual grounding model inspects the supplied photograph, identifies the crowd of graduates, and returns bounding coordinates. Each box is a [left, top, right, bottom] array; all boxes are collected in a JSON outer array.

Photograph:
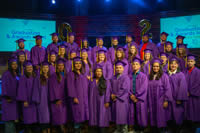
[[1, 31, 200, 133]]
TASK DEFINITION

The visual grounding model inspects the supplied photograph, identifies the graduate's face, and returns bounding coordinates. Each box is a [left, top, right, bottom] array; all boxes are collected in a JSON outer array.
[[130, 46, 136, 54], [126, 37, 132, 43], [19, 55, 26, 63], [116, 50, 123, 58], [112, 39, 118, 46], [70, 53, 77, 59], [178, 48, 184, 54], [160, 56, 167, 64], [132, 62, 141, 71], [50, 54, 56, 62], [142, 36, 149, 43], [81, 52, 88, 60], [83, 40, 88, 47], [144, 53, 151, 60], [74, 61, 82, 70], [95, 68, 103, 78], [57, 63, 65, 71], [152, 63, 160, 73], [98, 53, 105, 62], [69, 36, 75, 43], [187, 60, 195, 68], [42, 65, 49, 74], [60, 48, 66, 55], [160, 35, 167, 41], [26, 65, 33, 73], [36, 39, 42, 46], [170, 61, 178, 71], [52, 36, 58, 43], [18, 42, 24, 49], [177, 39, 183, 44], [98, 40, 103, 46], [166, 45, 172, 52], [11, 62, 18, 70], [116, 65, 124, 74]]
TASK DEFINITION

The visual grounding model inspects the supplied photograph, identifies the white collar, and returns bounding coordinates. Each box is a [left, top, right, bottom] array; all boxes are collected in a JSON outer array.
[[169, 69, 177, 76]]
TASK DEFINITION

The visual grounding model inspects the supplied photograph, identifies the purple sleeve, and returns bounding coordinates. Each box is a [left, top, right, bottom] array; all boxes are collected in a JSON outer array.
[[67, 73, 77, 98], [32, 76, 40, 104], [105, 80, 111, 103], [162, 74, 173, 102], [135, 74, 148, 102], [176, 73, 188, 101], [31, 47, 38, 66], [189, 68, 200, 97], [17, 76, 27, 101], [1, 72, 8, 96], [49, 75, 57, 102], [105, 62, 113, 80]]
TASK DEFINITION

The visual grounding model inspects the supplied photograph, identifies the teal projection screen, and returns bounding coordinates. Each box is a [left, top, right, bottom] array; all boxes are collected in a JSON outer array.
[[160, 14, 200, 48], [0, 18, 56, 51]]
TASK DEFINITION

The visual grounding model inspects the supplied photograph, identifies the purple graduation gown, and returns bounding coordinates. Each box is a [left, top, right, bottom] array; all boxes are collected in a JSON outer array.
[[178, 57, 187, 72], [142, 61, 151, 76], [46, 43, 59, 54], [49, 73, 67, 125], [162, 63, 168, 73], [1, 71, 19, 121], [67, 72, 89, 123], [17, 75, 37, 124], [148, 73, 173, 128], [65, 60, 72, 73], [108, 47, 116, 64], [78, 47, 92, 61], [82, 61, 93, 77], [167, 71, 188, 125], [32, 75, 50, 124], [124, 42, 139, 58], [12, 49, 31, 60], [91, 46, 107, 63], [139, 42, 159, 58], [94, 61, 113, 80], [157, 42, 165, 53], [184, 67, 200, 122], [88, 80, 111, 127], [128, 72, 148, 127], [30, 45, 46, 66], [64, 42, 79, 55], [49, 64, 56, 76], [110, 74, 130, 124]]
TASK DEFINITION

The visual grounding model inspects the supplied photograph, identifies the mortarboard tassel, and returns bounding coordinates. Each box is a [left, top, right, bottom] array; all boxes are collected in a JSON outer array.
[[40, 65, 42, 75], [164, 44, 166, 53], [72, 61, 74, 71], [90, 71, 93, 81], [67, 32, 69, 43], [21, 65, 23, 76], [185, 56, 187, 68], [149, 63, 151, 75], [114, 64, 115, 75], [168, 59, 170, 71], [58, 47, 61, 56], [25, 53, 27, 61], [48, 54, 50, 62]]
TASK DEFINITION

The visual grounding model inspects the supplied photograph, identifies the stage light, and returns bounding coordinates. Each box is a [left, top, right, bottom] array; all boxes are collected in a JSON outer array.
[[157, 0, 163, 3], [52, 0, 56, 4], [105, 0, 111, 2], [77, 0, 81, 2]]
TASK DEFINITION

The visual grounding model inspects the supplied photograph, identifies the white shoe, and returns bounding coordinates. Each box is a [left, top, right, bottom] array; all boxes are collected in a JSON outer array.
[[128, 130, 137, 133]]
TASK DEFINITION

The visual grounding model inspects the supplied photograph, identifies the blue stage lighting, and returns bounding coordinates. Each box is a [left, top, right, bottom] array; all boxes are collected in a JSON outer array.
[[77, 0, 81, 2], [52, 0, 56, 4], [106, 0, 111, 2]]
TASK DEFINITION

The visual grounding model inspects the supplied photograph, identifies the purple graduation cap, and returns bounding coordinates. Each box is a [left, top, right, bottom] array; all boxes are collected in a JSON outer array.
[[41, 61, 50, 66], [130, 42, 137, 47], [98, 48, 107, 54], [94, 64, 103, 71], [68, 32, 75, 37], [160, 52, 169, 58], [126, 33, 132, 38], [97, 36, 104, 41], [70, 49, 77, 54], [33, 35, 43, 40], [15, 38, 26, 43], [49, 50, 58, 56], [151, 57, 162, 65], [132, 57, 143, 64], [166, 41, 173, 47], [59, 44, 67, 49], [50, 32, 59, 36], [56, 58, 66, 64], [142, 33, 149, 37], [115, 60, 127, 67], [178, 44, 187, 48], [160, 32, 169, 36], [82, 37, 88, 42], [169, 56, 180, 63], [81, 48, 89, 53], [144, 49, 152, 54], [112, 36, 119, 40], [17, 51, 26, 56], [73, 56, 82, 62], [24, 60, 33, 66], [187, 54, 198, 61], [176, 35, 185, 40], [116, 46, 126, 52], [8, 58, 17, 64]]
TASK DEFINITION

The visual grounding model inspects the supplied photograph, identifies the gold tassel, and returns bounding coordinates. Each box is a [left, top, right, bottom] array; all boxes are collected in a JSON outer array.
[[90, 71, 93, 81], [185, 56, 187, 68], [25, 53, 27, 61], [96, 39, 98, 46], [149, 63, 150, 75], [40, 65, 42, 74], [72, 61, 74, 71], [67, 32, 69, 43], [114, 64, 115, 75], [48, 54, 50, 62], [58, 47, 61, 56], [21, 65, 23, 76], [168, 59, 169, 71], [143, 51, 144, 60], [164, 44, 166, 53]]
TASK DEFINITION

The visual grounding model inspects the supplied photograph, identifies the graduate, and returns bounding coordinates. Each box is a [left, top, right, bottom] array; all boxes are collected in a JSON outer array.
[[32, 61, 51, 133], [176, 35, 185, 46], [110, 60, 130, 133], [47, 32, 60, 54], [64, 32, 79, 55], [67, 57, 89, 133], [148, 58, 172, 132], [157, 32, 169, 53], [94, 49, 113, 80], [108, 36, 119, 64], [13, 38, 30, 60], [17, 60, 37, 133], [88, 64, 111, 132], [160, 52, 169, 73], [164, 41, 175, 58], [114, 46, 129, 75], [128, 57, 148, 133], [48, 50, 57, 76], [80, 48, 93, 80], [127, 42, 140, 63], [49, 58, 67, 132], [17, 51, 26, 76], [79, 38, 92, 61], [139, 33, 159, 59], [30, 35, 46, 74], [166, 56, 188, 132], [184, 54, 200, 123], [91, 36, 107, 63], [141, 49, 153, 76], [124, 34, 138, 53], [176, 44, 187, 72], [57, 44, 68, 59], [2, 58, 19, 133], [65, 49, 77, 73]]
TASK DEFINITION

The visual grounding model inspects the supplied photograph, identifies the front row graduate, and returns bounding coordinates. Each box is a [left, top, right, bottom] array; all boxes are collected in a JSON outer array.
[[49, 58, 67, 133], [17, 61, 37, 133], [88, 64, 111, 133], [110, 60, 130, 133], [128, 57, 148, 133], [32, 61, 51, 133], [2, 58, 19, 133], [67, 56, 89, 133], [148, 58, 173, 132]]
